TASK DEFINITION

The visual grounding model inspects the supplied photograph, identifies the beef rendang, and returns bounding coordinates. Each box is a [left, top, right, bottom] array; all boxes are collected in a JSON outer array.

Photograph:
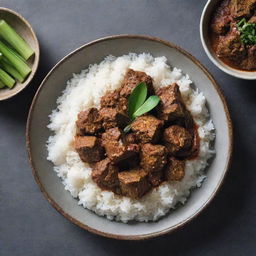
[[74, 69, 200, 199]]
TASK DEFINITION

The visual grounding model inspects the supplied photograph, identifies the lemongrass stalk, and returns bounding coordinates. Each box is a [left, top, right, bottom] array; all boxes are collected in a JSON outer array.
[[0, 40, 31, 78], [0, 68, 15, 88], [0, 79, 5, 88], [0, 20, 34, 60], [0, 56, 24, 82]]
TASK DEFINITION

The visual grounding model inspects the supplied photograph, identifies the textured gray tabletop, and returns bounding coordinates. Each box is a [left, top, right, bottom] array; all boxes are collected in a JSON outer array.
[[0, 0, 255, 255]]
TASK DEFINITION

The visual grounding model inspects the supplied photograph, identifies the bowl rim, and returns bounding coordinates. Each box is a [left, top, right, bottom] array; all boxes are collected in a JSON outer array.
[[26, 34, 233, 240], [200, 0, 256, 80], [0, 7, 40, 100]]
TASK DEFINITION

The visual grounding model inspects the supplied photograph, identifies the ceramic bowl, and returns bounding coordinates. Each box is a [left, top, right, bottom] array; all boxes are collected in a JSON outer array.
[[200, 0, 256, 80], [26, 35, 233, 240], [0, 7, 40, 100]]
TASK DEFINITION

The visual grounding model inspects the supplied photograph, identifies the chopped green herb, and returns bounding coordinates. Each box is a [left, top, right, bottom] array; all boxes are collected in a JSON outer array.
[[237, 18, 256, 45]]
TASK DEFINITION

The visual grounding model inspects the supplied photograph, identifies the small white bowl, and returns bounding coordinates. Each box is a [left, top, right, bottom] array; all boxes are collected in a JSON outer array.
[[200, 0, 256, 80]]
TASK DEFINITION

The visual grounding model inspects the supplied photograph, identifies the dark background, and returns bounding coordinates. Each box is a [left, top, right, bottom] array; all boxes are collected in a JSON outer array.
[[0, 1, 255, 255]]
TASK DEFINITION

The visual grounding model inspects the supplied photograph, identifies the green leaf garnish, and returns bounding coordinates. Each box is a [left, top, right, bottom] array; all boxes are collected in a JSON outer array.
[[124, 82, 160, 133], [128, 82, 147, 118], [132, 95, 160, 118], [237, 18, 246, 27], [123, 124, 131, 133], [237, 18, 256, 45]]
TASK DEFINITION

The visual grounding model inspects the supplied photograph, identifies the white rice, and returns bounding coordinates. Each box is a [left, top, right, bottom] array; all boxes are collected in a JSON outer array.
[[47, 53, 215, 223]]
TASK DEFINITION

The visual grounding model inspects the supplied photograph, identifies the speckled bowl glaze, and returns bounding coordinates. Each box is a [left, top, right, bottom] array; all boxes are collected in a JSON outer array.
[[0, 7, 40, 100], [200, 0, 256, 80], [26, 35, 233, 240]]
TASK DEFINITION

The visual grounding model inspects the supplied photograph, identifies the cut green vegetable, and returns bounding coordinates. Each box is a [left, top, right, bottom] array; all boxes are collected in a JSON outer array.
[[0, 79, 5, 88], [128, 82, 147, 118], [0, 68, 15, 88], [0, 20, 34, 60], [0, 56, 24, 82], [0, 41, 31, 78], [132, 95, 160, 118]]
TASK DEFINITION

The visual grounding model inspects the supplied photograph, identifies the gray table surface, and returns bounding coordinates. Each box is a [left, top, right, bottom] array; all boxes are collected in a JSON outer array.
[[0, 0, 255, 255]]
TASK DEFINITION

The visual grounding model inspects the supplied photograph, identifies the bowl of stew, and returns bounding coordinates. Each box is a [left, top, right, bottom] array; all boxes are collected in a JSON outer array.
[[200, 0, 256, 80]]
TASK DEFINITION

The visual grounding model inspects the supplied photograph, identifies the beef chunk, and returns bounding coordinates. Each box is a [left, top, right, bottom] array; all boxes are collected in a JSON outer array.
[[149, 171, 163, 187], [211, 0, 232, 34], [156, 84, 186, 123], [100, 89, 128, 113], [160, 102, 185, 123], [164, 157, 185, 181], [212, 15, 232, 35], [247, 46, 256, 70], [156, 84, 194, 129], [163, 125, 193, 157], [120, 69, 155, 97], [102, 129, 124, 162], [118, 168, 151, 199], [102, 127, 122, 141], [102, 129, 139, 165], [124, 133, 138, 145], [76, 108, 102, 135], [102, 129, 140, 169], [99, 107, 129, 130], [92, 158, 119, 189], [100, 90, 120, 108], [216, 25, 246, 63], [174, 109, 195, 132], [140, 143, 167, 186], [241, 46, 256, 70], [131, 115, 163, 144], [74, 136, 104, 163], [104, 141, 139, 165], [157, 83, 182, 104], [118, 96, 128, 112], [140, 144, 167, 172], [248, 14, 256, 23], [117, 153, 140, 171], [230, 0, 256, 18]]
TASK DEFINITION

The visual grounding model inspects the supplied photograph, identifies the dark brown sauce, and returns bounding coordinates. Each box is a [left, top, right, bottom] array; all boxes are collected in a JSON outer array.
[[210, 30, 242, 70], [187, 124, 200, 160]]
